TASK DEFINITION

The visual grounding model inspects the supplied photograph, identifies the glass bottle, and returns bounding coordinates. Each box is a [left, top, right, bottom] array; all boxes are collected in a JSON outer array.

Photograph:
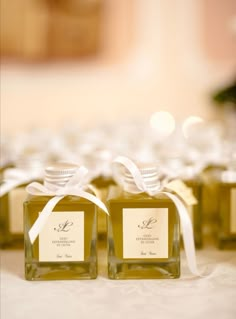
[[85, 147, 115, 241], [0, 139, 14, 246], [107, 164, 180, 279], [0, 138, 14, 179], [92, 175, 116, 240], [201, 162, 225, 242], [24, 163, 97, 280], [0, 157, 44, 248], [218, 160, 236, 249]]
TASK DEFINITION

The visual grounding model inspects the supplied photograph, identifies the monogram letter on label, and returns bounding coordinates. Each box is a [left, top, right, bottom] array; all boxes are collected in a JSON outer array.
[[138, 217, 157, 229], [54, 220, 73, 232]]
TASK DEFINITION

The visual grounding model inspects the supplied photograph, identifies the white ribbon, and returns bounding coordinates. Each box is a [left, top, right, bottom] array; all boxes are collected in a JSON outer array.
[[0, 168, 43, 197], [26, 166, 109, 244], [113, 156, 204, 277]]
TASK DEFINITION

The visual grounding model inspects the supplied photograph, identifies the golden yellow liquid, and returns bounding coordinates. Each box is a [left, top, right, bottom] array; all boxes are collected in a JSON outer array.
[[0, 193, 10, 247], [201, 165, 224, 239], [0, 183, 27, 249], [218, 182, 236, 249], [24, 194, 97, 280], [92, 176, 116, 240], [183, 178, 203, 248], [107, 186, 180, 279]]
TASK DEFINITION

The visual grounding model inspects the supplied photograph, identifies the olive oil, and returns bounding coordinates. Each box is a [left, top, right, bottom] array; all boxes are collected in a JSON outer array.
[[0, 183, 28, 248], [92, 176, 116, 240], [201, 164, 224, 240], [218, 169, 236, 249], [0, 192, 10, 247], [24, 163, 97, 280], [0, 156, 44, 248], [107, 164, 180, 279]]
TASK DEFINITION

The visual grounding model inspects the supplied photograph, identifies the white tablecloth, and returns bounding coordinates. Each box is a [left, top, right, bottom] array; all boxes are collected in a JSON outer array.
[[1, 245, 236, 319]]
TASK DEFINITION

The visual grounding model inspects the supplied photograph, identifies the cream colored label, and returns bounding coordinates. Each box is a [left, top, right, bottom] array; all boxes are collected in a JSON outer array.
[[39, 212, 84, 262], [9, 188, 26, 234], [123, 208, 168, 259], [166, 179, 197, 206], [230, 188, 236, 233]]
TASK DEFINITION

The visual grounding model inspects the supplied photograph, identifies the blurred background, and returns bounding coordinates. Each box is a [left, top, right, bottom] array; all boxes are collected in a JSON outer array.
[[0, 0, 236, 136]]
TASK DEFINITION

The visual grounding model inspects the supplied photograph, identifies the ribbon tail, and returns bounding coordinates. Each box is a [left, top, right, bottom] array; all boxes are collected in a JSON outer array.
[[28, 195, 65, 244], [162, 191, 203, 277]]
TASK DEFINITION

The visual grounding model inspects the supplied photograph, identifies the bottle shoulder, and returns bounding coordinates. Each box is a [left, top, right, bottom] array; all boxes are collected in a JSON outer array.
[[24, 194, 95, 205], [220, 182, 236, 189], [107, 186, 173, 203]]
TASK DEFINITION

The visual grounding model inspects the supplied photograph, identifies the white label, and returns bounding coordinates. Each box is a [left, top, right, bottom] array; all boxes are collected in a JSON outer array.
[[230, 188, 236, 233], [39, 212, 84, 262], [9, 188, 26, 234], [123, 208, 168, 259]]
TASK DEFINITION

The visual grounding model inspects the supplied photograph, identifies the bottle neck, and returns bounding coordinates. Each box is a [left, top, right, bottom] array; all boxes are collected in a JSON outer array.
[[44, 163, 78, 188], [123, 169, 161, 194]]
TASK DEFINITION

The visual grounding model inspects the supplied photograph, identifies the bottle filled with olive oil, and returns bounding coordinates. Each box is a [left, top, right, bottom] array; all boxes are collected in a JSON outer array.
[[107, 163, 180, 279], [0, 157, 44, 248], [24, 163, 97, 280], [92, 175, 116, 240], [218, 159, 236, 249]]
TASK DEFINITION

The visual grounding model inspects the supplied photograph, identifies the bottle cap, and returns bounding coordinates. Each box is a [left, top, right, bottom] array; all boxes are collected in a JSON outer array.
[[45, 162, 78, 186], [123, 162, 160, 193]]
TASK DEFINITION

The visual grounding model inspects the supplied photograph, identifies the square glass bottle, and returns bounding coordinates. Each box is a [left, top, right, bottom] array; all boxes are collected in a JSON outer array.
[[0, 189, 10, 247], [84, 147, 115, 241], [0, 182, 28, 248], [107, 165, 180, 279], [0, 158, 44, 248], [201, 164, 225, 240], [24, 163, 97, 280], [218, 169, 236, 249], [92, 175, 116, 240]]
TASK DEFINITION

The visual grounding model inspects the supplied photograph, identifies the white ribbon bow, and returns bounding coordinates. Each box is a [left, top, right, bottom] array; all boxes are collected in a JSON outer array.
[[26, 166, 109, 244], [113, 156, 204, 277], [0, 168, 43, 197]]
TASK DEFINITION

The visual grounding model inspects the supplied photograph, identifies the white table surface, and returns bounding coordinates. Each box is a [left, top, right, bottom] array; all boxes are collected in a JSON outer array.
[[1, 244, 236, 319]]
